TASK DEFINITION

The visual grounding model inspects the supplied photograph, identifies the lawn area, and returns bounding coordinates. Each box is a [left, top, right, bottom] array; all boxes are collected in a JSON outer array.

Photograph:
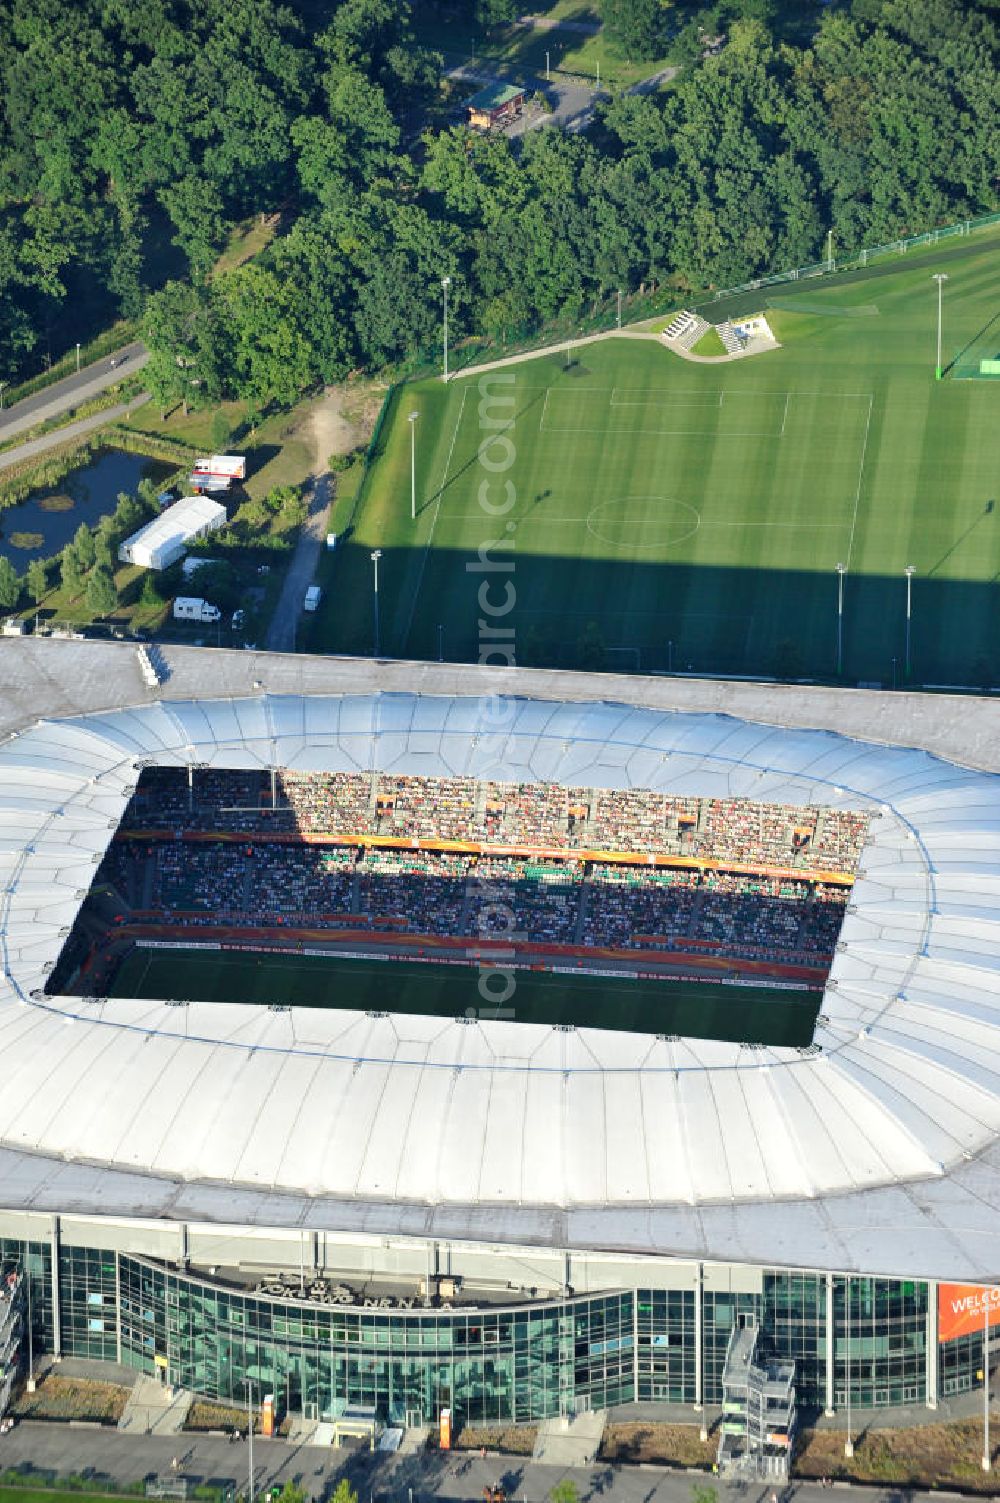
[[690, 326, 726, 357], [109, 946, 819, 1046], [315, 227, 1000, 687]]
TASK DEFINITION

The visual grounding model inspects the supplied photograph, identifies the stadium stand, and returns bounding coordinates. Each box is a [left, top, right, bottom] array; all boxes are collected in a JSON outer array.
[[92, 770, 867, 976]]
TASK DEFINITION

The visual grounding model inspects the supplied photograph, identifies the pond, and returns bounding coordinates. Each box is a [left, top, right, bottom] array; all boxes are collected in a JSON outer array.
[[0, 448, 173, 567]]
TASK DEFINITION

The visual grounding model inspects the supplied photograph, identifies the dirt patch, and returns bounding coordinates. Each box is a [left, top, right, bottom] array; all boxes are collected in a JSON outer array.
[[309, 382, 384, 472], [12, 1373, 129, 1422], [796, 1415, 1000, 1492], [38, 494, 74, 512], [600, 1422, 717, 1468]]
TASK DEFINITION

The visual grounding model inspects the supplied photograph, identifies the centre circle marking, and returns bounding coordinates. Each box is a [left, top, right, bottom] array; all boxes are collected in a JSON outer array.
[[586, 496, 701, 551]]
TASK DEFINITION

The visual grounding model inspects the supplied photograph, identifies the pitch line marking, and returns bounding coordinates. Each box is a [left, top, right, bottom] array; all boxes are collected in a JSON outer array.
[[846, 393, 874, 572], [401, 385, 468, 652], [537, 423, 786, 439], [445, 514, 845, 529], [539, 388, 551, 431], [780, 393, 790, 436]]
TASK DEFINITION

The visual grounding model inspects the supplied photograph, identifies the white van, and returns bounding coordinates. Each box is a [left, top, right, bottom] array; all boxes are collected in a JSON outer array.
[[304, 586, 322, 612]]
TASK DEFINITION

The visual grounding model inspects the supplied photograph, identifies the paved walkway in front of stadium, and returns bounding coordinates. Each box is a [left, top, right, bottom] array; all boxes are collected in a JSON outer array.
[[0, 1420, 967, 1503]]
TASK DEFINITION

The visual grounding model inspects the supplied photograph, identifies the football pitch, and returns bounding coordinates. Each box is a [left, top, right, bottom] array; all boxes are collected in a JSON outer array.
[[109, 947, 820, 1047], [316, 230, 1000, 684]]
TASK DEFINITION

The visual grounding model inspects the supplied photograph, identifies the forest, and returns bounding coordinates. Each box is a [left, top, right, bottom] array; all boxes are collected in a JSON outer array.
[[0, 0, 996, 406]]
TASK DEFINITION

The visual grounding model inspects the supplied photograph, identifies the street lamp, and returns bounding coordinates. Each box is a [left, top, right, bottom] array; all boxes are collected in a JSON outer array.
[[616, 289, 622, 329], [844, 1277, 853, 1458], [545, 49, 550, 80], [904, 564, 915, 679], [75, 342, 81, 373], [371, 549, 382, 657], [437, 623, 444, 662], [441, 275, 452, 383], [408, 410, 419, 521], [933, 273, 948, 379], [836, 562, 847, 676], [245, 1378, 254, 1503], [983, 1287, 992, 1472]]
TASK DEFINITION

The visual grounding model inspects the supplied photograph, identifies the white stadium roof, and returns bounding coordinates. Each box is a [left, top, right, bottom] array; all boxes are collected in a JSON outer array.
[[2, 640, 1000, 1282]]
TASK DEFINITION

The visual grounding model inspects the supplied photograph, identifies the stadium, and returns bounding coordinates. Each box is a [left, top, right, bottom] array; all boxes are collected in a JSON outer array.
[[2, 639, 1000, 1463]]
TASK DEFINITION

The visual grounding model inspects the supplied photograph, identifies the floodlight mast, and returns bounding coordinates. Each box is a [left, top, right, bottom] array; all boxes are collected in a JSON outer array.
[[904, 565, 915, 679], [933, 273, 948, 379], [442, 276, 452, 383], [408, 410, 419, 521], [836, 563, 847, 676], [371, 549, 382, 656]]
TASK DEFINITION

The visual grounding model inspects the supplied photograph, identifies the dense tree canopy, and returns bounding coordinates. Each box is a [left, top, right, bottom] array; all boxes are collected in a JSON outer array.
[[0, 0, 996, 400]]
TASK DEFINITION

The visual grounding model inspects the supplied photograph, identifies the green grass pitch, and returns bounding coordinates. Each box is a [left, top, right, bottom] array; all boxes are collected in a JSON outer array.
[[315, 230, 1000, 685], [109, 947, 819, 1046]]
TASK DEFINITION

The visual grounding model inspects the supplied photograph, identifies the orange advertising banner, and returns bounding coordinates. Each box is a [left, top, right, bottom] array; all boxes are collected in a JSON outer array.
[[938, 1284, 1000, 1343]]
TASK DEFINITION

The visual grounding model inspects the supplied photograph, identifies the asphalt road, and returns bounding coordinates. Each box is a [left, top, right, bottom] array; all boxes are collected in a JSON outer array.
[[0, 1423, 931, 1503], [0, 340, 150, 443]]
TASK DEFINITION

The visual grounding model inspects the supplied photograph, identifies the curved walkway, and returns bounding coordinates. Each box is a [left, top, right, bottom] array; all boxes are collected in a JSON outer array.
[[451, 327, 662, 382]]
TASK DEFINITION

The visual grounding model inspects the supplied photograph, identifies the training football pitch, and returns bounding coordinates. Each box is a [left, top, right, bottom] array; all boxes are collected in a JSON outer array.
[[316, 230, 1000, 685], [109, 947, 819, 1047]]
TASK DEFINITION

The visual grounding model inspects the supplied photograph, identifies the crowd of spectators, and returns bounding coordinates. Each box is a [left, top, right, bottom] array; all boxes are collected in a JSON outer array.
[[101, 837, 850, 968], [122, 769, 870, 876]]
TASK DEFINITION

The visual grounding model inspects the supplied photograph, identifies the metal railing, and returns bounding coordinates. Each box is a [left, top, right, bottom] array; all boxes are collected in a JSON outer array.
[[693, 207, 1000, 312]]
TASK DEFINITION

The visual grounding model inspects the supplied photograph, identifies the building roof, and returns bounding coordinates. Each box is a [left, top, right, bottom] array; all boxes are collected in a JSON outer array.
[[120, 494, 226, 560], [465, 80, 526, 113], [2, 645, 1000, 1280]]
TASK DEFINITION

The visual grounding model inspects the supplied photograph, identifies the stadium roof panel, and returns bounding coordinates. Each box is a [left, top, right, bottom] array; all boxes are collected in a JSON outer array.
[[2, 642, 1000, 1279]]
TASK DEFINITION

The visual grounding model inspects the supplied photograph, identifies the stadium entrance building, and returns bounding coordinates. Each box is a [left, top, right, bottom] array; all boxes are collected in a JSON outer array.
[[0, 1217, 988, 1423], [2, 642, 1000, 1434]]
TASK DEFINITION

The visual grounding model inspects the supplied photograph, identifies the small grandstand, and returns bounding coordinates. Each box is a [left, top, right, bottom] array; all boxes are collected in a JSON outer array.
[[64, 768, 869, 1010]]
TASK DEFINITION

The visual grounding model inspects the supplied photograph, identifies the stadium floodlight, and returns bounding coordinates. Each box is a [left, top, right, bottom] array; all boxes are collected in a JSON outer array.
[[408, 411, 419, 521], [905, 565, 915, 679], [836, 563, 847, 676], [371, 549, 382, 657], [933, 273, 948, 379], [441, 275, 452, 383]]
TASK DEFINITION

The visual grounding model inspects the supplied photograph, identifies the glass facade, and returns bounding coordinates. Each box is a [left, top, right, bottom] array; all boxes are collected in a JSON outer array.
[[0, 1236, 977, 1422]]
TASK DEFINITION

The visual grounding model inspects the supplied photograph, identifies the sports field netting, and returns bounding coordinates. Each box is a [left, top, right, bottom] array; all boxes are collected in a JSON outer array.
[[109, 946, 820, 1047], [314, 230, 1000, 686]]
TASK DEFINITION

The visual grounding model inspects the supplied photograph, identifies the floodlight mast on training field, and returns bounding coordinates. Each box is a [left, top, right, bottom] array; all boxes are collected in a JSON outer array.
[[934, 272, 948, 379], [836, 562, 847, 675], [371, 548, 382, 656], [905, 565, 915, 679], [408, 410, 419, 521], [442, 275, 452, 382]]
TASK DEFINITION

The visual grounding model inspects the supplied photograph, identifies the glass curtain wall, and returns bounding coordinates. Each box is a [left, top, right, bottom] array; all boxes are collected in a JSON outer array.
[[0, 1239, 959, 1420]]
